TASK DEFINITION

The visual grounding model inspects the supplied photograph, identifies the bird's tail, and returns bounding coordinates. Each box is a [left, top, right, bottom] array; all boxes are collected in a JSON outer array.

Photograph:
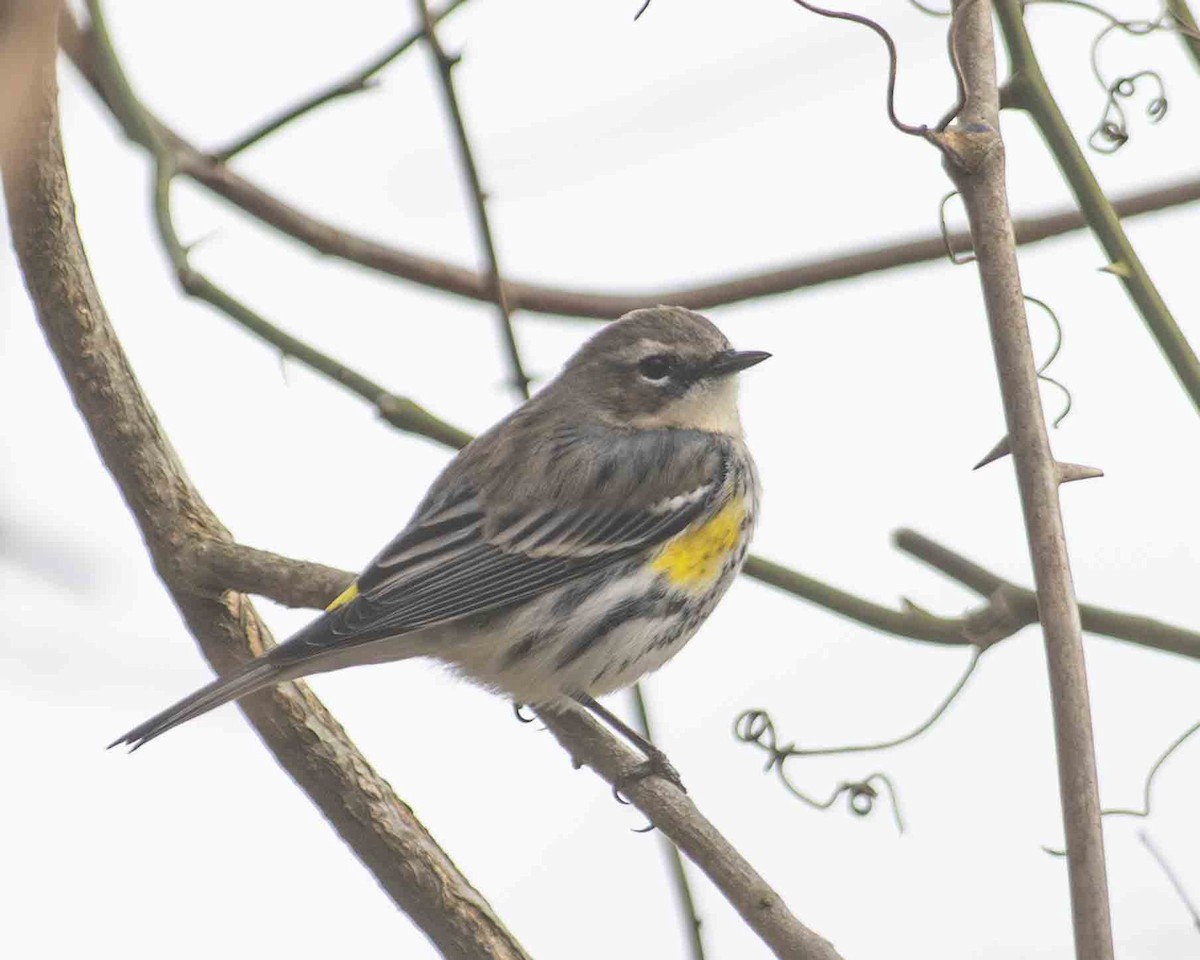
[[109, 655, 289, 751]]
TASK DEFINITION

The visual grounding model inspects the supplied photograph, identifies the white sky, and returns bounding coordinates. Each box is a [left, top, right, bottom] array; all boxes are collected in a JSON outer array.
[[2, 1, 1199, 957]]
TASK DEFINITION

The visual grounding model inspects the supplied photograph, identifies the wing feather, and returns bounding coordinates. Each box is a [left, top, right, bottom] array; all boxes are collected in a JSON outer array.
[[292, 428, 733, 655]]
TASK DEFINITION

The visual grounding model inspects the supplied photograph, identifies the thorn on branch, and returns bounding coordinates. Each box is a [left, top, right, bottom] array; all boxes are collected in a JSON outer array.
[[973, 435, 1011, 471], [1056, 462, 1104, 484], [1099, 260, 1132, 278]]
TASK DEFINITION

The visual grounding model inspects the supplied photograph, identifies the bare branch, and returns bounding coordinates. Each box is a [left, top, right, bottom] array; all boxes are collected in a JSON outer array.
[[412, 0, 529, 395], [943, 2, 1113, 956], [188, 540, 353, 610], [629, 686, 708, 960], [70, 4, 471, 453], [209, 0, 471, 161], [150, 533, 846, 959], [4, 8, 527, 955], [1140, 832, 1200, 934], [60, 14, 1200, 320], [744, 553, 1018, 648], [536, 704, 845, 960], [899, 528, 1200, 658], [997, 0, 1200, 417]]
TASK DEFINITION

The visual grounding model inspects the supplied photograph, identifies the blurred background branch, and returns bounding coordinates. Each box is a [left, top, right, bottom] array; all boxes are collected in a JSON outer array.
[[997, 0, 1200, 415], [58, 10, 1200, 320]]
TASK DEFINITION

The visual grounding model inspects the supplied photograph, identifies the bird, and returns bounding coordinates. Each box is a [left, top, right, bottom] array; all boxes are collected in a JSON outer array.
[[111, 306, 769, 788]]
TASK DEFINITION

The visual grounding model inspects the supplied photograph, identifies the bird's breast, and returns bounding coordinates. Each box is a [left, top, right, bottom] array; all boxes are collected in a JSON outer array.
[[650, 494, 753, 592]]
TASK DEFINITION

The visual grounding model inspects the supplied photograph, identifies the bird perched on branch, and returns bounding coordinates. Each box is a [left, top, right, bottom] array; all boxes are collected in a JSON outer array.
[[112, 306, 768, 789]]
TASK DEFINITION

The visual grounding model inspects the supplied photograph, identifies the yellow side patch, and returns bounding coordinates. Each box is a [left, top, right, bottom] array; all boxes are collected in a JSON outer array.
[[326, 581, 360, 612], [651, 498, 746, 590]]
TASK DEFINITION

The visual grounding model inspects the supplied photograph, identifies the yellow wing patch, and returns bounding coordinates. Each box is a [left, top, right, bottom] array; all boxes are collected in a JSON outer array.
[[325, 580, 360, 612], [651, 498, 746, 590]]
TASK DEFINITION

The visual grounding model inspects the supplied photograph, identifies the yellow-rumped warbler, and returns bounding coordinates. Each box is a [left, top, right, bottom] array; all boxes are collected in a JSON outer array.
[[112, 307, 767, 784]]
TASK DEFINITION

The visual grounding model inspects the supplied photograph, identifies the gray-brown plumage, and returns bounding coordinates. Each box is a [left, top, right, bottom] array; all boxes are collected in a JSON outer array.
[[112, 307, 769, 753]]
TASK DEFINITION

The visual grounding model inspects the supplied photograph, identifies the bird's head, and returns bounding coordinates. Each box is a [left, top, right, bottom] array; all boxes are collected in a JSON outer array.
[[555, 306, 770, 436]]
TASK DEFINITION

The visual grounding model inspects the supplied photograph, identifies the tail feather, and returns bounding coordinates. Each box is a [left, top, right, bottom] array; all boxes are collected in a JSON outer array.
[[109, 657, 283, 751]]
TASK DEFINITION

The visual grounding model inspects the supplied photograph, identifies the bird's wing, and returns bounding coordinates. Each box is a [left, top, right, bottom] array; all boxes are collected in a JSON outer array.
[[297, 428, 732, 652]]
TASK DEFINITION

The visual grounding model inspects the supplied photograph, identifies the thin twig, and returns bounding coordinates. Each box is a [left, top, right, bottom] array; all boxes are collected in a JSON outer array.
[[997, 0, 1200, 417], [946, 1, 1114, 956], [210, 0, 471, 161], [630, 686, 707, 960], [76, 5, 470, 452], [411, 0, 529, 396], [60, 18, 1200, 320], [1140, 832, 1200, 933]]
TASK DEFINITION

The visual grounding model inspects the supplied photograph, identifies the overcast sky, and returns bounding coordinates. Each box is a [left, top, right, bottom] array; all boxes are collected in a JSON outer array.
[[2, 1, 1199, 957]]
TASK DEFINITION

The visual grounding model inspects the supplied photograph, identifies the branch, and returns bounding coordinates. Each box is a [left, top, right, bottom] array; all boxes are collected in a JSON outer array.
[[1166, 0, 1200, 70], [744, 553, 1015, 647], [893, 530, 1200, 660], [412, 0, 529, 394], [70, 6, 1200, 672], [61, 16, 1200, 320], [70, 5, 471, 453], [209, 0, 471, 161], [536, 705, 844, 960], [158, 538, 846, 959], [3, 9, 527, 956], [940, 2, 1113, 957], [1140, 832, 1200, 934], [630, 685, 708, 960], [998, 0, 1200, 417], [188, 540, 353, 609]]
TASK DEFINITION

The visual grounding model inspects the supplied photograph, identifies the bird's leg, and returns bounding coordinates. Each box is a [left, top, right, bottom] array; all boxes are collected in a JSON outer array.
[[574, 693, 686, 794]]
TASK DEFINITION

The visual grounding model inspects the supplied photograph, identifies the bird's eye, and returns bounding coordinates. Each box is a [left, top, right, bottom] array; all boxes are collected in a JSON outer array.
[[637, 354, 675, 381]]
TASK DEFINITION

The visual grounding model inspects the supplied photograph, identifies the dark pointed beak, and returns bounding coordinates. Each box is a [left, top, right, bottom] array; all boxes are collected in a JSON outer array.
[[705, 349, 772, 378]]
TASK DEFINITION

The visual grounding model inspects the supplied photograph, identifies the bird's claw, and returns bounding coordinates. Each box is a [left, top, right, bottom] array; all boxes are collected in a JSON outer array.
[[612, 747, 687, 801]]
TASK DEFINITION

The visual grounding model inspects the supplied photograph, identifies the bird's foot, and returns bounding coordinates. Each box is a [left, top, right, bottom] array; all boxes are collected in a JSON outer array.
[[612, 745, 687, 800]]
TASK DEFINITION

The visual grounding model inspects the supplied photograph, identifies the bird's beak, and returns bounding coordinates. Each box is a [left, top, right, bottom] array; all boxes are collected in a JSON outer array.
[[705, 349, 772, 378]]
